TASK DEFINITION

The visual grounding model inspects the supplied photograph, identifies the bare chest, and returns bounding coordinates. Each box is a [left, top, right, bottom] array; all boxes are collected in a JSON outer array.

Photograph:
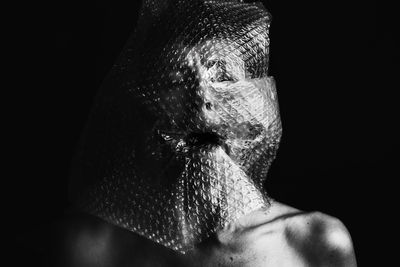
[[188, 225, 305, 267]]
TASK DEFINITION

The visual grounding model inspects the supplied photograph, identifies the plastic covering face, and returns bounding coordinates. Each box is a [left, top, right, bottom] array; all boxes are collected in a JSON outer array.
[[70, 0, 282, 254]]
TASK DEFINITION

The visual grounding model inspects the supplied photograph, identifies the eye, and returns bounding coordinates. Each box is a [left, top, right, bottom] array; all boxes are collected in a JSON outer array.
[[206, 59, 217, 69], [205, 58, 238, 82], [216, 71, 236, 82]]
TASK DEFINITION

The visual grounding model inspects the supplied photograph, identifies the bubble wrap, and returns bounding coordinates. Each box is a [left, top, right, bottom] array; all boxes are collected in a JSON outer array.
[[70, 0, 282, 254]]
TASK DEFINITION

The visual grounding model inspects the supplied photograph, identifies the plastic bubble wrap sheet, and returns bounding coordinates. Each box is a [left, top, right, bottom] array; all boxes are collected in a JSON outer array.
[[71, 0, 282, 253]]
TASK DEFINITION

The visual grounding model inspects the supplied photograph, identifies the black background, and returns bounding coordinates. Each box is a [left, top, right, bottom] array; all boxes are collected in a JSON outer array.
[[9, 0, 398, 266]]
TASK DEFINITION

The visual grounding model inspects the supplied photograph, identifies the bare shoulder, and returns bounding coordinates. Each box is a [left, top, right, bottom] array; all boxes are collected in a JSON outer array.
[[277, 203, 357, 267], [55, 213, 188, 267], [200, 202, 357, 267]]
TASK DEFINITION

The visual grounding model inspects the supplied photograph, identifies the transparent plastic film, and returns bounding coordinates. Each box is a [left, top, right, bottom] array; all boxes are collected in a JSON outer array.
[[70, 0, 282, 253]]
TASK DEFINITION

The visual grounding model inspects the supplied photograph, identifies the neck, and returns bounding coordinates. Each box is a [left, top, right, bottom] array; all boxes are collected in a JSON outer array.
[[176, 146, 272, 252]]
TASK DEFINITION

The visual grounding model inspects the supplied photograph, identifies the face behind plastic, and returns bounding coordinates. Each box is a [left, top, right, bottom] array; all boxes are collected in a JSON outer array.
[[71, 0, 281, 253]]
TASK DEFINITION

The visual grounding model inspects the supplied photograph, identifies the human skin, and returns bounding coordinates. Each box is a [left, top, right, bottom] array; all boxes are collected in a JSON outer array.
[[60, 28, 357, 267], [56, 202, 356, 267], [62, 1, 357, 265], [61, 31, 357, 267]]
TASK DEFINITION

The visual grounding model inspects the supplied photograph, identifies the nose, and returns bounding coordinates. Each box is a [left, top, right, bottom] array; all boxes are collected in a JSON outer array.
[[192, 86, 225, 131]]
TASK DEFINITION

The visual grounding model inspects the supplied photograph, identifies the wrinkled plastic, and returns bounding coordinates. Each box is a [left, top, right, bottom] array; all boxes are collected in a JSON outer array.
[[70, 0, 282, 254]]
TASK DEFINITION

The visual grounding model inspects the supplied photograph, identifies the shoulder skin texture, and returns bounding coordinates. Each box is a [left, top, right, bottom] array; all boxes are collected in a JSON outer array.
[[284, 211, 357, 267], [192, 204, 357, 267]]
